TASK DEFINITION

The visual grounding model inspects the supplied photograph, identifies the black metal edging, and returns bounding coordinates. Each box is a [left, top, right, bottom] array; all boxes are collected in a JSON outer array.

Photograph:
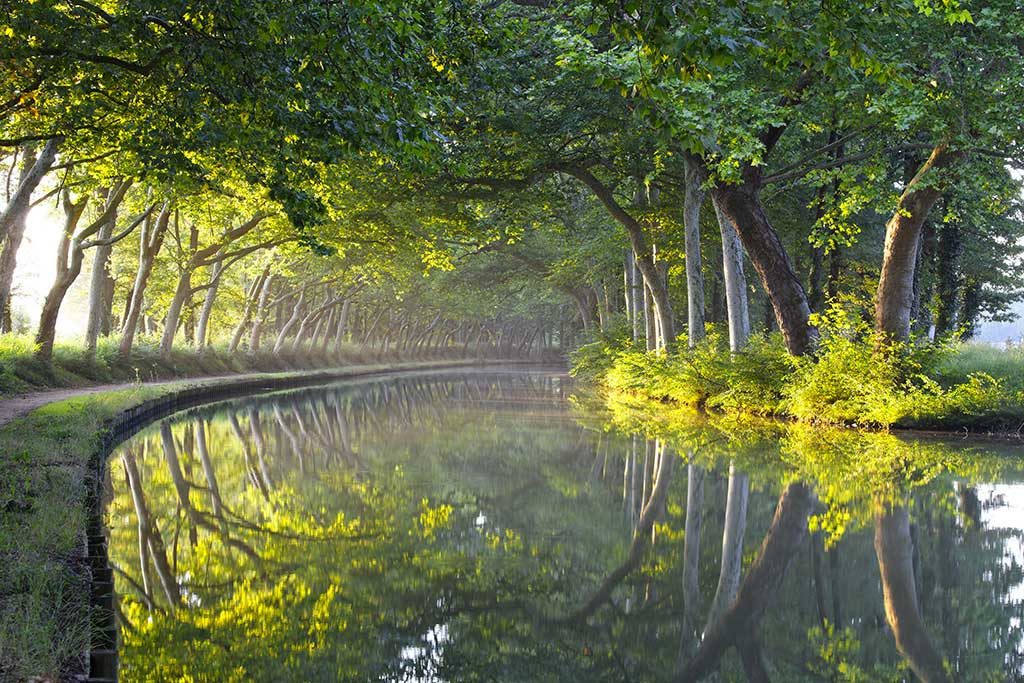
[[76, 359, 540, 681]]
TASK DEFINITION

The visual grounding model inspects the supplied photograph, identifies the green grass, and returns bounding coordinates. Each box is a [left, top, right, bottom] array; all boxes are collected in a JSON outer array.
[[0, 385, 167, 680], [0, 353, 491, 681], [575, 330, 1024, 433], [0, 333, 460, 396]]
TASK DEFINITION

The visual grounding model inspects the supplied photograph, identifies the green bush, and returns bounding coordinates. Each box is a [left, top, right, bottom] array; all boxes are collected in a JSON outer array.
[[580, 310, 1024, 432]]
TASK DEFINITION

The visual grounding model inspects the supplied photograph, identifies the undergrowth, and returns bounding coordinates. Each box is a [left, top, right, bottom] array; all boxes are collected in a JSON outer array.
[[573, 305, 1024, 432]]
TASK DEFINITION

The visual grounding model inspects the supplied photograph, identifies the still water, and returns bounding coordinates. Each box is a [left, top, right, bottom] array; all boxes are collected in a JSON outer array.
[[105, 369, 1024, 682]]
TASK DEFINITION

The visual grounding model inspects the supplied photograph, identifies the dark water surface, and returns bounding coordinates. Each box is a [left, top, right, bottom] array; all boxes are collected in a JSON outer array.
[[105, 369, 1024, 682]]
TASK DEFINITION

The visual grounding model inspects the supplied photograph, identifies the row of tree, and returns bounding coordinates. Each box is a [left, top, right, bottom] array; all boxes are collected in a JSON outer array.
[[2, 0, 1023, 365]]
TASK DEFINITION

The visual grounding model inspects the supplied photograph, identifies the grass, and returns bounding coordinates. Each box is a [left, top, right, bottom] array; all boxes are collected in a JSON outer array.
[[0, 347, 500, 681], [0, 333, 477, 396], [1, 385, 168, 680], [574, 328, 1024, 433]]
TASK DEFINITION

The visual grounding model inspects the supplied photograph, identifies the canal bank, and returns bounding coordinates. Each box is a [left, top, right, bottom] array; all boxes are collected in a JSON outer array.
[[0, 359, 539, 682]]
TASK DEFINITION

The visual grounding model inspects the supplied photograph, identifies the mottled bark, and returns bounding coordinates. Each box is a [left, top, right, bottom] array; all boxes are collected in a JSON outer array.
[[0, 146, 43, 332], [712, 198, 751, 352], [274, 288, 306, 354], [683, 155, 706, 346], [196, 259, 224, 350], [85, 189, 121, 356], [0, 138, 57, 247], [876, 145, 962, 342], [711, 166, 816, 355], [119, 202, 170, 355]]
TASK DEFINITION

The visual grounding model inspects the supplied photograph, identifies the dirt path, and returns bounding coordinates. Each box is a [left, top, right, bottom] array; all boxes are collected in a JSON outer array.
[[0, 380, 182, 429]]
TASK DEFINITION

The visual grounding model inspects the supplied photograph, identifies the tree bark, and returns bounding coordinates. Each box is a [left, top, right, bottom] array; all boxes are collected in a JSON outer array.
[[876, 144, 962, 342], [710, 166, 816, 355], [683, 155, 706, 347], [119, 202, 170, 355], [933, 218, 961, 338], [333, 299, 352, 352], [35, 193, 88, 360], [568, 168, 676, 346], [0, 138, 58, 247], [274, 288, 306, 354], [228, 267, 268, 353], [160, 270, 192, 356], [196, 258, 224, 350], [85, 188, 120, 356], [242, 268, 272, 352], [713, 199, 751, 352], [0, 146, 42, 332]]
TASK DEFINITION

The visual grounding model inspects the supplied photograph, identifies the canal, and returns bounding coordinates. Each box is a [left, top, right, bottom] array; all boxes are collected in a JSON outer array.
[[104, 369, 1024, 681]]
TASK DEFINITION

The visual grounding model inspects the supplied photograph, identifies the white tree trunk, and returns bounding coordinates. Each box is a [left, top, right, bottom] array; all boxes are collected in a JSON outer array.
[[196, 259, 224, 350], [683, 155, 706, 347], [85, 197, 117, 355], [160, 269, 192, 356], [714, 198, 751, 352]]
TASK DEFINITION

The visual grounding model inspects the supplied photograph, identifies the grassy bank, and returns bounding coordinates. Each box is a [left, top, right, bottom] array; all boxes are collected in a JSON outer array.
[[0, 333, 491, 396], [573, 327, 1024, 434], [0, 358, 497, 681]]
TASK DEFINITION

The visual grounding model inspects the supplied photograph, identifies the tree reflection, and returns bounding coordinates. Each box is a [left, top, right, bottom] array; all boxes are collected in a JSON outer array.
[[104, 372, 1024, 682]]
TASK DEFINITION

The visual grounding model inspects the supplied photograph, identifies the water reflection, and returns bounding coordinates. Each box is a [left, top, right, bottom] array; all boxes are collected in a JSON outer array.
[[105, 371, 1024, 682]]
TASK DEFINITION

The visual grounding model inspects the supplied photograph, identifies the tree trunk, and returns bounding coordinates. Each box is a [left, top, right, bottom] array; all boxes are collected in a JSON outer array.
[[876, 144, 961, 342], [569, 168, 676, 345], [683, 155, 706, 347], [35, 194, 88, 361], [196, 259, 224, 350], [119, 203, 170, 355], [249, 273, 274, 353], [710, 166, 816, 356], [713, 199, 751, 352], [874, 500, 951, 683], [0, 146, 42, 332], [958, 279, 981, 339], [933, 218, 961, 338], [334, 299, 352, 352], [0, 138, 58, 247], [85, 190, 119, 357], [160, 269, 193, 356], [274, 288, 306, 354]]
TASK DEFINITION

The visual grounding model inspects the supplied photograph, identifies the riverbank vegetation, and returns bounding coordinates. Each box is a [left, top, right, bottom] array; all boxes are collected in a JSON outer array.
[[573, 318, 1024, 431]]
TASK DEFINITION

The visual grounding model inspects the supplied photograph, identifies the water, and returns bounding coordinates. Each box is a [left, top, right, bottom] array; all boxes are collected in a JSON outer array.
[[105, 369, 1024, 682]]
